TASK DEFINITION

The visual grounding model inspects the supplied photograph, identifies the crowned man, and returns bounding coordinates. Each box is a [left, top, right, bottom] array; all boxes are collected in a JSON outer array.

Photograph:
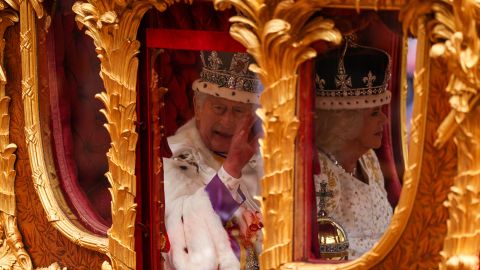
[[163, 51, 263, 270]]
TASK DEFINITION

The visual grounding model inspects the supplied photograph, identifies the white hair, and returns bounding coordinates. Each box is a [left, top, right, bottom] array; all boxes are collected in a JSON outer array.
[[315, 109, 364, 153]]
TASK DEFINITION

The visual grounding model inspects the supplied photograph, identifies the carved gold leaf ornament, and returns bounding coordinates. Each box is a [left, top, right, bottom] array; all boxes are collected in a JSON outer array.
[[379, 56, 456, 269], [73, 0, 188, 268], [213, 0, 341, 268], [402, 0, 480, 269], [1, 0, 476, 269]]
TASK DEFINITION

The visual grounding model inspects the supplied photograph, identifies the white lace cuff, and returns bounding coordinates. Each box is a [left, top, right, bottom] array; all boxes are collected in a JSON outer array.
[[218, 166, 243, 202]]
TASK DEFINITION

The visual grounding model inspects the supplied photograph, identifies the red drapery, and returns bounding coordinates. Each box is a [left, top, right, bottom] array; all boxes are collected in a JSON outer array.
[[47, 0, 112, 234]]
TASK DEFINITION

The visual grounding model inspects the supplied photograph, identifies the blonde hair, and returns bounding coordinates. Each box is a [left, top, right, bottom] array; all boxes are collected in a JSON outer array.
[[315, 109, 364, 153]]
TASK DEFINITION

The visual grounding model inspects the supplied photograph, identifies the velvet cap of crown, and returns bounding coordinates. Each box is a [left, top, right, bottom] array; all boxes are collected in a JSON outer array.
[[192, 51, 262, 104], [315, 39, 392, 110]]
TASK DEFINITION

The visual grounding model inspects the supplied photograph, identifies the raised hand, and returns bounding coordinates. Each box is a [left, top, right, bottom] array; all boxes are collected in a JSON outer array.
[[223, 115, 261, 178]]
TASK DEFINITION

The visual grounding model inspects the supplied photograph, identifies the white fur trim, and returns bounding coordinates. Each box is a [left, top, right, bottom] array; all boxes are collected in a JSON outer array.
[[315, 90, 391, 110], [164, 165, 240, 270], [163, 120, 264, 269], [193, 79, 260, 104]]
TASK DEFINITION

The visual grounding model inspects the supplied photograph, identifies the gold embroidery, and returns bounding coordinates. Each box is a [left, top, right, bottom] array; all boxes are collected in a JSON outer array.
[[317, 156, 340, 212]]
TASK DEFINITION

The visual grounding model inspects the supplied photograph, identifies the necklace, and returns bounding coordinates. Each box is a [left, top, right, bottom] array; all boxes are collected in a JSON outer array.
[[318, 148, 357, 177]]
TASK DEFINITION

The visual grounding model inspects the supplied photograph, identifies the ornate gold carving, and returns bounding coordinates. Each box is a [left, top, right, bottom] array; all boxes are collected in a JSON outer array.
[[429, 2, 478, 149], [72, 0, 178, 268], [0, 3, 103, 268], [213, 0, 341, 268], [399, 36, 409, 165], [0, 0, 43, 18], [377, 21, 456, 270], [0, 4, 33, 270], [402, 1, 480, 269], [442, 108, 480, 269], [18, 0, 109, 258]]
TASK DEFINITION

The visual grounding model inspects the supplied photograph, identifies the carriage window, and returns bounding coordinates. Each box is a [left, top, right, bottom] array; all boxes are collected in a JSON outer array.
[[47, 0, 111, 234], [295, 9, 406, 262], [139, 5, 265, 266]]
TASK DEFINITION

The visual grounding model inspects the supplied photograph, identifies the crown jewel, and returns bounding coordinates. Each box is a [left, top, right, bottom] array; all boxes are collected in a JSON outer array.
[[199, 51, 261, 94], [193, 51, 262, 104], [315, 38, 392, 110]]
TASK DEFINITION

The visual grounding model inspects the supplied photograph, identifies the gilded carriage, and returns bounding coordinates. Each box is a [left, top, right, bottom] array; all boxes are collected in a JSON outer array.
[[0, 0, 478, 269]]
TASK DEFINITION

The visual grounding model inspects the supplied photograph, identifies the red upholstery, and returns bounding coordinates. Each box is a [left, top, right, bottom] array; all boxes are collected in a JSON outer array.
[[47, 0, 111, 234]]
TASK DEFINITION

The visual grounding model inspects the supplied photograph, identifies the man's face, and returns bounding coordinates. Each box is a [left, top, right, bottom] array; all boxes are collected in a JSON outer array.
[[195, 95, 255, 153]]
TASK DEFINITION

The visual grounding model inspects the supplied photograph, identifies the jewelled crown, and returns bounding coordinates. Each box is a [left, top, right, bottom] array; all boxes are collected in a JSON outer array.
[[315, 38, 392, 110], [192, 51, 262, 104]]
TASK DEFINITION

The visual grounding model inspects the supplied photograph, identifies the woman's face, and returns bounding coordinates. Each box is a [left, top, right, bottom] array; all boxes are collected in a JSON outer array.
[[356, 106, 387, 150]]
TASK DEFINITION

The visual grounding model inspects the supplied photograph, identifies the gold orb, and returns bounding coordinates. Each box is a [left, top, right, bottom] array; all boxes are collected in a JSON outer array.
[[317, 214, 349, 260]]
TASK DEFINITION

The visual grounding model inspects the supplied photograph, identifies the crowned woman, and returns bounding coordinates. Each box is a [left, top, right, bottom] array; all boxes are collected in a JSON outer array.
[[313, 38, 394, 259]]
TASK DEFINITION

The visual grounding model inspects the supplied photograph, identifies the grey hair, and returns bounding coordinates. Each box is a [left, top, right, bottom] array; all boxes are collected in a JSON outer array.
[[315, 109, 364, 153]]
